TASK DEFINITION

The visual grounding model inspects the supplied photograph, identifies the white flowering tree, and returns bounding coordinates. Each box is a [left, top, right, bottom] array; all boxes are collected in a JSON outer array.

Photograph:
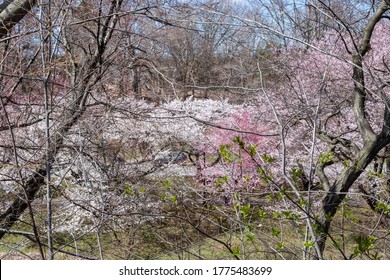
[[1, 0, 390, 260]]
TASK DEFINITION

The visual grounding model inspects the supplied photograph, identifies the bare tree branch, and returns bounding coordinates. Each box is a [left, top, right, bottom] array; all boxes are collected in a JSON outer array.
[[0, 0, 37, 38]]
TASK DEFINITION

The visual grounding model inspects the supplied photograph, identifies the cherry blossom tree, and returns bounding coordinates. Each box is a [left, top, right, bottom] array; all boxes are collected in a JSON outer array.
[[190, 0, 390, 259], [0, 0, 127, 258], [1, 0, 390, 260]]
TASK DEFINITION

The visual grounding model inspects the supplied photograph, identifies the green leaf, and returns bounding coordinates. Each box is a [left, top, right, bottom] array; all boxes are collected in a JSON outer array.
[[258, 209, 267, 220], [276, 191, 285, 201], [297, 197, 307, 208], [240, 204, 251, 217], [261, 153, 276, 163], [232, 246, 241, 257], [290, 167, 303, 183], [220, 144, 234, 162], [272, 227, 281, 237], [342, 208, 352, 219], [123, 183, 133, 196], [215, 175, 228, 187], [375, 202, 390, 215], [303, 241, 314, 248], [139, 187, 147, 194], [276, 241, 285, 249], [319, 151, 334, 164], [353, 235, 376, 255], [258, 167, 265, 175], [282, 211, 292, 219], [245, 227, 255, 241], [163, 180, 172, 190], [232, 136, 245, 149], [247, 144, 258, 157], [368, 170, 375, 181]]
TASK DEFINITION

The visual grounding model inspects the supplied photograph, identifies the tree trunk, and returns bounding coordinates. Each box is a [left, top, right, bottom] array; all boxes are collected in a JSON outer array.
[[0, 0, 124, 240], [0, 0, 37, 38], [313, 1, 390, 258], [0, 87, 90, 239], [315, 137, 390, 257]]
